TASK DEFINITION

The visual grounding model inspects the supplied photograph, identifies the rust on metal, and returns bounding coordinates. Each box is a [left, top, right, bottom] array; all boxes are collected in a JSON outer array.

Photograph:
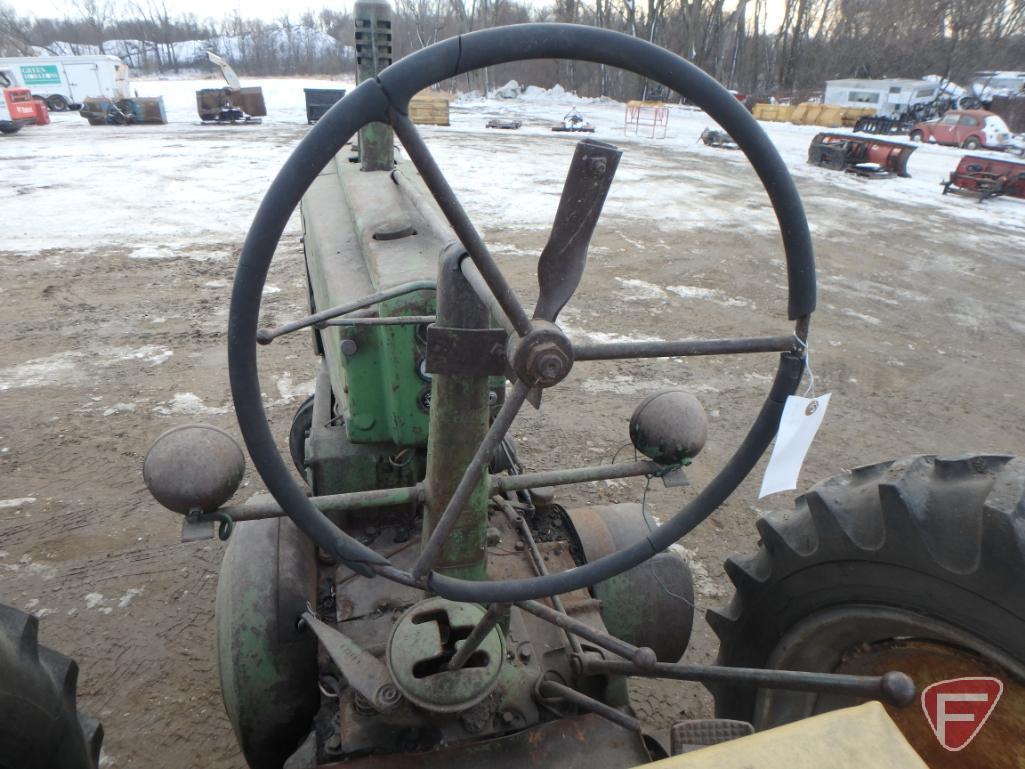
[[317, 713, 650, 769], [943, 154, 1025, 201], [808, 132, 917, 178], [835, 639, 1025, 768]]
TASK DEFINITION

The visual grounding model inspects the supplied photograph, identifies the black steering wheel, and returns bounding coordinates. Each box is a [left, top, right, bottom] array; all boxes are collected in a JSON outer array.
[[228, 23, 815, 604]]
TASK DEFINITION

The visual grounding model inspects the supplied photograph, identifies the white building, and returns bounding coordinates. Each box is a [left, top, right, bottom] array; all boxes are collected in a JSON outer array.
[[823, 78, 940, 118]]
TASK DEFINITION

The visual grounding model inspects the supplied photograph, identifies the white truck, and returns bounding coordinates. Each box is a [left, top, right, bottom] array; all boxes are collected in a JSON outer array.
[[0, 55, 130, 112]]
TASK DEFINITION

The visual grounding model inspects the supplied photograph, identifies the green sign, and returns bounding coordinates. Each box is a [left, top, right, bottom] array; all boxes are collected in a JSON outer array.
[[20, 64, 61, 86]]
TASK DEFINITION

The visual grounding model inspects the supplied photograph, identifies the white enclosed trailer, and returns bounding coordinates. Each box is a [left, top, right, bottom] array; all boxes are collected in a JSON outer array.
[[823, 78, 939, 118], [0, 55, 129, 111]]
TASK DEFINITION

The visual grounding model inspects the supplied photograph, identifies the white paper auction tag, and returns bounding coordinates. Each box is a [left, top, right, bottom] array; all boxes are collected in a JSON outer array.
[[759, 393, 831, 498]]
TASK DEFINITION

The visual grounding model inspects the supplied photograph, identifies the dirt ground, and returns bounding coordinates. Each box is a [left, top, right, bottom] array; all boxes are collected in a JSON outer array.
[[2, 117, 1024, 769]]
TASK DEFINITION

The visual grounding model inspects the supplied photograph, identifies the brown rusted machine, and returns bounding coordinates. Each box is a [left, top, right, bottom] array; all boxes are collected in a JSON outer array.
[[808, 132, 917, 178], [196, 52, 266, 124], [943, 153, 1025, 201], [699, 127, 738, 149]]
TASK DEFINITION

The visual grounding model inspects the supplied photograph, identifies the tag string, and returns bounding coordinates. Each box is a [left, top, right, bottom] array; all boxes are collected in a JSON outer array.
[[793, 334, 816, 398]]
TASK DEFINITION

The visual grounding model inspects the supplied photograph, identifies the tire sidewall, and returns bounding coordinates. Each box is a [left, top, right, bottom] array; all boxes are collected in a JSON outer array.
[[716, 557, 1025, 720]]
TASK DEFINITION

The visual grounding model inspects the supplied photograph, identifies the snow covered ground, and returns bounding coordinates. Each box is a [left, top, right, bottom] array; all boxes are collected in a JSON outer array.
[[3, 75, 1023, 256]]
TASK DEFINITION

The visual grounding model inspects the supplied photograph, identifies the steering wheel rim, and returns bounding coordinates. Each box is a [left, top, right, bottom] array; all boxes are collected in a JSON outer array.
[[229, 23, 815, 602]]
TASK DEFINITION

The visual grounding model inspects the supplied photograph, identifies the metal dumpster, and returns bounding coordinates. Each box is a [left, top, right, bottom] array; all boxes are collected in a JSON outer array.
[[304, 88, 346, 124]]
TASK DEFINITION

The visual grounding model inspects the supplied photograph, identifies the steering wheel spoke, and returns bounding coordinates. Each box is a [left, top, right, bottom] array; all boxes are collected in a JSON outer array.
[[572, 333, 800, 362], [390, 108, 533, 338]]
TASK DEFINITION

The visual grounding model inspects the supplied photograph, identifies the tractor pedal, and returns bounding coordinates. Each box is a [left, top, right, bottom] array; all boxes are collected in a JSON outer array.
[[669, 718, 754, 755]]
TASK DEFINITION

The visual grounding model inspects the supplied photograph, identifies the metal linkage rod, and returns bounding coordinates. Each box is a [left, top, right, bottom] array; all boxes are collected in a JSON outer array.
[[448, 603, 509, 671], [256, 280, 436, 344], [323, 315, 436, 327], [207, 485, 424, 523], [517, 599, 657, 671], [572, 335, 797, 361], [412, 380, 531, 580], [494, 497, 582, 656], [210, 461, 661, 524], [538, 680, 640, 732], [391, 110, 533, 338], [581, 659, 917, 708], [492, 460, 659, 495]]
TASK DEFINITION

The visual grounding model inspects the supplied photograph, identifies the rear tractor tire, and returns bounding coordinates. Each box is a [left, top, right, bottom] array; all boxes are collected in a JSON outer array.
[[0, 604, 103, 769], [710, 454, 1025, 765]]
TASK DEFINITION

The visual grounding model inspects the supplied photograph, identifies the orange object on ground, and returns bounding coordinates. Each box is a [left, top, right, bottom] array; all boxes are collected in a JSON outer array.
[[30, 98, 50, 125], [4, 87, 37, 122]]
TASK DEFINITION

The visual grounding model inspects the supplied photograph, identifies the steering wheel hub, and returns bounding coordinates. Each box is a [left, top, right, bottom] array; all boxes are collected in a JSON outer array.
[[509, 321, 574, 388]]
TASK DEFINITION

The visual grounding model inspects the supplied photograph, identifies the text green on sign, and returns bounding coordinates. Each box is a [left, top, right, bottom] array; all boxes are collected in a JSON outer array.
[[21, 64, 61, 86]]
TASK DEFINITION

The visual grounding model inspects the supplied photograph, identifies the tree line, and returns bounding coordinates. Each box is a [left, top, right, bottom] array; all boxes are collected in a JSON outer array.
[[1, 0, 1023, 101]]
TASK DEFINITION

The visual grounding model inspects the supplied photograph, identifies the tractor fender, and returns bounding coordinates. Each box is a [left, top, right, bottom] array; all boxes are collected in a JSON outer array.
[[216, 515, 319, 769], [567, 503, 695, 663]]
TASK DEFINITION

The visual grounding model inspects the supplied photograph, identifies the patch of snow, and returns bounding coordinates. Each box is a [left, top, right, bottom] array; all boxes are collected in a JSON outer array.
[[108, 346, 174, 366], [491, 80, 521, 99], [0, 346, 171, 391], [840, 308, 882, 325], [666, 285, 716, 299], [85, 593, 105, 609], [153, 392, 228, 416], [102, 403, 138, 416], [579, 375, 675, 394], [273, 373, 315, 403], [667, 285, 748, 307], [118, 588, 143, 608], [0, 352, 81, 391], [0, 498, 35, 509], [615, 277, 667, 300], [129, 246, 176, 260]]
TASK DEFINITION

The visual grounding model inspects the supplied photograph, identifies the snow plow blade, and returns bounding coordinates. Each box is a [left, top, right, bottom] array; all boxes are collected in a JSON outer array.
[[808, 132, 916, 178], [943, 154, 1025, 201]]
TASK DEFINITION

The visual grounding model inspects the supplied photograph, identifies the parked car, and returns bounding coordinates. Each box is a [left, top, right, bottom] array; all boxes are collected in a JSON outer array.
[[910, 109, 1014, 150]]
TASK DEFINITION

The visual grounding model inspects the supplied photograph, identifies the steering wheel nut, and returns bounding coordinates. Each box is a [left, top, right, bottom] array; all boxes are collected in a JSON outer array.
[[509, 322, 574, 388]]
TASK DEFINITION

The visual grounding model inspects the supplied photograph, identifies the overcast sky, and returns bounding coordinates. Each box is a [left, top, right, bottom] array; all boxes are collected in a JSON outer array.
[[10, 0, 784, 30]]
